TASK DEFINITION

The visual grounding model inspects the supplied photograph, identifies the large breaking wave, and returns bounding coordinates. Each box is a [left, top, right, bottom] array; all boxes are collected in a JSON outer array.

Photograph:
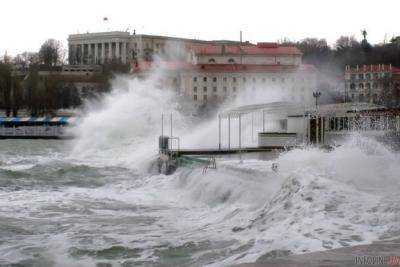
[[1, 72, 400, 266]]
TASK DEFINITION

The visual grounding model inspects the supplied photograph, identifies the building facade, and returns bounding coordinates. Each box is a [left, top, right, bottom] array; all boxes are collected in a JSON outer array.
[[190, 42, 302, 66], [68, 32, 244, 65], [68, 32, 131, 65], [181, 64, 316, 104], [345, 64, 400, 107], [132, 42, 317, 105], [68, 32, 317, 105]]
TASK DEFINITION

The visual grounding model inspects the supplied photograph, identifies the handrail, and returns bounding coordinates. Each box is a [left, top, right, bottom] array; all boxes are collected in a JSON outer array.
[[168, 136, 180, 152], [0, 125, 65, 137]]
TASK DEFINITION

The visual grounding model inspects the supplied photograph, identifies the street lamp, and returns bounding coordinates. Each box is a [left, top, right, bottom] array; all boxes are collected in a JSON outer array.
[[313, 91, 322, 144], [313, 91, 322, 110]]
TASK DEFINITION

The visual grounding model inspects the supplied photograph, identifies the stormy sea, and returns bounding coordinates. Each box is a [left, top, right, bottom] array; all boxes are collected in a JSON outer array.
[[1, 75, 400, 267]]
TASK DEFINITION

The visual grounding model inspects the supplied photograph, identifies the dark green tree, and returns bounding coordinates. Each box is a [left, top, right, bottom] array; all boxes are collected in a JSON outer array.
[[0, 62, 13, 116]]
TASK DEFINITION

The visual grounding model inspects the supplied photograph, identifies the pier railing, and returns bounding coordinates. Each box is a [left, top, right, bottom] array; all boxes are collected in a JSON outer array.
[[0, 126, 67, 138]]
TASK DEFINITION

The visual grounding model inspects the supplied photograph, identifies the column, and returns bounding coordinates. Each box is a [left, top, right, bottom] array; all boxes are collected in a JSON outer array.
[[73, 45, 78, 64], [108, 42, 112, 60], [101, 43, 105, 64], [116, 42, 120, 62], [218, 115, 221, 150], [81, 44, 84, 64], [88, 43, 92, 64], [69, 45, 74, 64], [94, 43, 99, 64], [121, 42, 127, 63]]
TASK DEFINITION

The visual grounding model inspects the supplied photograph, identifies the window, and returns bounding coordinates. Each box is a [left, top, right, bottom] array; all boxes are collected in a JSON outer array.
[[366, 73, 371, 80], [272, 77, 276, 82], [350, 83, 356, 90], [203, 77, 207, 82], [194, 95, 197, 101], [233, 87, 237, 92], [203, 87, 207, 92], [253, 77, 256, 83], [173, 78, 178, 83], [366, 83, 371, 89], [223, 77, 227, 82], [358, 74, 364, 80], [209, 58, 216, 63], [359, 83, 364, 89], [243, 77, 246, 82], [359, 94, 364, 102], [203, 95, 207, 101], [228, 58, 235, 63], [213, 77, 217, 82], [213, 87, 217, 92], [351, 74, 356, 80], [374, 73, 379, 79], [262, 78, 266, 83], [193, 77, 197, 82], [223, 87, 227, 93], [193, 87, 197, 93], [233, 77, 237, 83], [373, 83, 378, 89], [281, 78, 285, 83]]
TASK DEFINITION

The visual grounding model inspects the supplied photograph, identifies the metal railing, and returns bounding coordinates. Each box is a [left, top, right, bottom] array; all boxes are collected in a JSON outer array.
[[0, 126, 66, 137], [168, 136, 180, 152]]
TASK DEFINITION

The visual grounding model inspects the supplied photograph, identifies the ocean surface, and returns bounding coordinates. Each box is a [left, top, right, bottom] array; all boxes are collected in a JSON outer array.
[[1, 75, 400, 266]]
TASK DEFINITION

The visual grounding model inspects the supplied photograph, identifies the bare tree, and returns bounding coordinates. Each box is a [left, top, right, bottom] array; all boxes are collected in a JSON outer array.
[[39, 39, 64, 66], [334, 36, 360, 51]]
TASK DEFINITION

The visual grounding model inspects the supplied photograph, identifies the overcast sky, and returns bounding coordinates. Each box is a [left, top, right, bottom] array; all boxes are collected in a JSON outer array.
[[1, 0, 399, 56]]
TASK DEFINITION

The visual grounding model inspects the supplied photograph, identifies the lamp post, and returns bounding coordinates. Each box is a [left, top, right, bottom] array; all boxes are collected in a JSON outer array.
[[313, 91, 322, 111], [313, 91, 322, 144]]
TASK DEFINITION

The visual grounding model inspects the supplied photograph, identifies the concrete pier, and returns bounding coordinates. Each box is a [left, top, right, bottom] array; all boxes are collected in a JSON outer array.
[[169, 146, 290, 156]]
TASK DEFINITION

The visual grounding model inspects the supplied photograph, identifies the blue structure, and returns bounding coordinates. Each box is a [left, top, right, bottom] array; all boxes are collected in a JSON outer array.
[[0, 117, 76, 139]]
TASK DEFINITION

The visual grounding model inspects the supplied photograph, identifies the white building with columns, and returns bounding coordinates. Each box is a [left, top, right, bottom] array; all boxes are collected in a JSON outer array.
[[68, 31, 130, 65], [67, 31, 244, 65]]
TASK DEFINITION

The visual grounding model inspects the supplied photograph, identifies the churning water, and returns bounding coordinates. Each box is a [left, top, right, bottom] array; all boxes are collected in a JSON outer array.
[[1, 74, 400, 267]]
